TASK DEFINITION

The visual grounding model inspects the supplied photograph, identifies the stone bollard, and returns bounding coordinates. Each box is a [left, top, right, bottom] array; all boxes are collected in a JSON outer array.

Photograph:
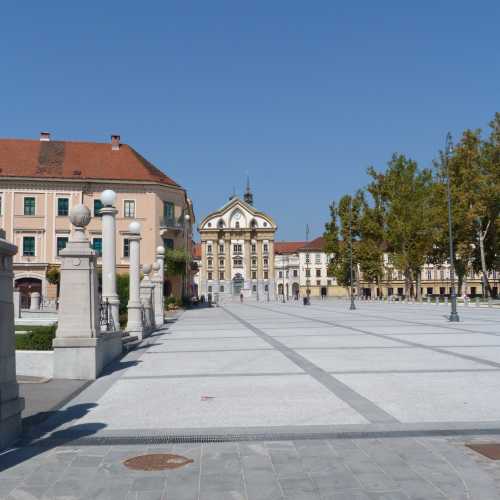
[[30, 291, 41, 310], [475, 297, 480, 307], [13, 289, 21, 318], [126, 222, 145, 338], [53, 204, 122, 380], [140, 264, 155, 333], [100, 190, 120, 330], [445, 296, 448, 305], [0, 229, 25, 449]]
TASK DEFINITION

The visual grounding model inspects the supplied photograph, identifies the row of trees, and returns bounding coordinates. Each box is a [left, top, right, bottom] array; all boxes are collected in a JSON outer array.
[[324, 113, 500, 299]]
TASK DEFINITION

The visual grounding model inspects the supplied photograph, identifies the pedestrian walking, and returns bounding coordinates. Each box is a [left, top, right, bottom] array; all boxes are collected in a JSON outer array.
[[240, 292, 244, 303]]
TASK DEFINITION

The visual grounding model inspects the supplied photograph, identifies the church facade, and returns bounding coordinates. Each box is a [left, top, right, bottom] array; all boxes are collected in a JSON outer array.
[[198, 185, 277, 301]]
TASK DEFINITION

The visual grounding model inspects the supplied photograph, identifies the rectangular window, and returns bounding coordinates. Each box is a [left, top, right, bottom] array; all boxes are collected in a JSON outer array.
[[293, 270, 298, 277], [427, 270, 432, 280], [94, 199, 103, 217], [219, 244, 224, 253], [306, 269, 311, 277], [163, 201, 174, 219], [305, 253, 310, 264], [264, 284, 269, 292], [207, 244, 212, 254], [251, 244, 256, 253], [279, 271, 283, 278], [252, 258, 257, 266], [163, 238, 174, 250], [263, 244, 269, 253], [316, 269, 321, 277], [23, 236, 35, 256], [57, 198, 69, 216], [208, 271, 213, 280], [124, 200, 135, 218], [123, 238, 130, 257], [252, 285, 257, 292], [219, 271, 224, 280], [24, 197, 35, 216], [264, 271, 269, 279], [327, 279, 332, 286], [207, 258, 213, 267], [252, 271, 257, 279], [56, 236, 68, 256], [208, 285, 212, 292], [233, 258, 243, 267], [233, 244, 242, 253], [315, 253, 321, 264], [92, 238, 102, 256], [316, 280, 321, 286], [263, 258, 268, 266], [220, 285, 225, 292]]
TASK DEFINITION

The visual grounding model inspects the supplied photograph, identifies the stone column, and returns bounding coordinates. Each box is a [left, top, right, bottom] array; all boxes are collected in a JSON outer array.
[[100, 190, 120, 330], [140, 264, 155, 334], [30, 291, 40, 310], [152, 262, 163, 327], [126, 222, 144, 337], [154, 246, 165, 326], [13, 289, 20, 319], [53, 205, 122, 380], [0, 230, 25, 449]]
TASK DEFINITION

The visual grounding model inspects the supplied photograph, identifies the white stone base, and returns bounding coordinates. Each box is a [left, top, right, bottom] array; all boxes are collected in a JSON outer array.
[[53, 331, 123, 380], [16, 350, 54, 378]]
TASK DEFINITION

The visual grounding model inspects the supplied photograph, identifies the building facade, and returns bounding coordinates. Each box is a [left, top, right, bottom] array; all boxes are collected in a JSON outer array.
[[198, 191, 277, 301], [0, 133, 195, 306]]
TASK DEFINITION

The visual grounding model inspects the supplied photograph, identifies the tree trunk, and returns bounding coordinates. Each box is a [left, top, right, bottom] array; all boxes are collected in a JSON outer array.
[[416, 270, 421, 301]]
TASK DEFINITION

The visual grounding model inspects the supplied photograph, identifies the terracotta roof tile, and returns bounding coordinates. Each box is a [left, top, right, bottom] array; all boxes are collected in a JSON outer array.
[[0, 138, 179, 186], [275, 241, 307, 254], [300, 236, 326, 251]]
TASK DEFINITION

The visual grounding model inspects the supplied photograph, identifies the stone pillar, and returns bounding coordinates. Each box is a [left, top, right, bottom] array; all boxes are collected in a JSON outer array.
[[30, 291, 40, 310], [126, 222, 144, 338], [154, 246, 165, 326], [152, 262, 163, 328], [0, 230, 25, 449], [100, 190, 120, 330], [13, 289, 20, 319], [140, 264, 155, 334], [53, 205, 122, 380]]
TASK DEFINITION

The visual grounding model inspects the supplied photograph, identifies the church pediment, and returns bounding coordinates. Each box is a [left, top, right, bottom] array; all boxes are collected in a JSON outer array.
[[199, 197, 276, 231]]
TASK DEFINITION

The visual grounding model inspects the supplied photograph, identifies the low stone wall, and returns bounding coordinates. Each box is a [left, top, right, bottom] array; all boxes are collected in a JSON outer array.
[[16, 350, 54, 378]]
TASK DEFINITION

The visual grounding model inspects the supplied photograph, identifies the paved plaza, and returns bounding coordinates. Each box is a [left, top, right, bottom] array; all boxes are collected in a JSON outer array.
[[2, 300, 500, 499]]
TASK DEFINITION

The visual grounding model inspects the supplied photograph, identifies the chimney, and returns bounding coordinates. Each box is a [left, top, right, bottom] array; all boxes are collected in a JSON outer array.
[[111, 134, 121, 151], [40, 132, 51, 142]]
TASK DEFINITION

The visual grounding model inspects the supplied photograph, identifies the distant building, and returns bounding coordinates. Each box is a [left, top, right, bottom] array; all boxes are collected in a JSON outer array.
[[0, 133, 195, 306], [197, 184, 277, 301]]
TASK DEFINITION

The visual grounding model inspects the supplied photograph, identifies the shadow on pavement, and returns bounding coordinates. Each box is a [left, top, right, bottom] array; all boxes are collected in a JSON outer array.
[[0, 403, 106, 472]]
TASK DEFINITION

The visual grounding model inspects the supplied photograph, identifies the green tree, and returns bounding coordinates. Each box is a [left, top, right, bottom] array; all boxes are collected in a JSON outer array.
[[370, 154, 437, 299]]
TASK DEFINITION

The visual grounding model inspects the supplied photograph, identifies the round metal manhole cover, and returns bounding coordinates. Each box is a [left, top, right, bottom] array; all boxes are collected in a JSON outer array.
[[123, 454, 194, 471]]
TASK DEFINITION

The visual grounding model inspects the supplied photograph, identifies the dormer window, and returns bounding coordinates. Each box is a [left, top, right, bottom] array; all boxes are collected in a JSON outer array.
[[250, 219, 257, 229], [218, 219, 225, 229], [235, 221, 240, 229]]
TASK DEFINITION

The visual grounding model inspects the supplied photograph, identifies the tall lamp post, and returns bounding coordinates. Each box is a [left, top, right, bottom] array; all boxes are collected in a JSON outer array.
[[349, 198, 356, 311], [445, 133, 460, 322], [184, 213, 190, 300]]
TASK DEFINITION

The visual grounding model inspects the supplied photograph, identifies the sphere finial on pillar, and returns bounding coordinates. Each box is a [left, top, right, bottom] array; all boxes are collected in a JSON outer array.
[[100, 189, 117, 207], [129, 221, 141, 234]]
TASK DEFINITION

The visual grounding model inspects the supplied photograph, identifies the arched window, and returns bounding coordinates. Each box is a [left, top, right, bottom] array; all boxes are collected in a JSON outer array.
[[235, 221, 240, 229], [218, 219, 224, 229]]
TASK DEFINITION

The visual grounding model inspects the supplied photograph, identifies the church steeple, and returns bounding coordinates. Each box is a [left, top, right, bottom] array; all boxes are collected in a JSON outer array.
[[244, 176, 253, 205]]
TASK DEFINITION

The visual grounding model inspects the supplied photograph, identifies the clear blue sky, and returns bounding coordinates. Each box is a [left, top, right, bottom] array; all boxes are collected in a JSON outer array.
[[1, 1, 499, 240]]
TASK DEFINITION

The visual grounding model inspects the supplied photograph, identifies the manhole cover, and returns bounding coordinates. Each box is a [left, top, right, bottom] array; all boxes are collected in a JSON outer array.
[[123, 454, 194, 471], [466, 443, 500, 460]]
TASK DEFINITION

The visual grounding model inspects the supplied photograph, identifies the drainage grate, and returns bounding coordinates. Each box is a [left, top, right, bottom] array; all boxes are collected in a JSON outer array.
[[466, 443, 500, 460], [123, 454, 194, 471]]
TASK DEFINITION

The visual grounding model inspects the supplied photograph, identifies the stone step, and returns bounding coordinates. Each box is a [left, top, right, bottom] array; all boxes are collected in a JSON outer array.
[[121, 334, 140, 352]]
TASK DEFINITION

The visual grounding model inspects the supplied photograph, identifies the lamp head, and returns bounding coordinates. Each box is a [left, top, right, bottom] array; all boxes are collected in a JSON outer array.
[[100, 189, 117, 207], [156, 246, 165, 255], [128, 221, 141, 234], [142, 264, 152, 275]]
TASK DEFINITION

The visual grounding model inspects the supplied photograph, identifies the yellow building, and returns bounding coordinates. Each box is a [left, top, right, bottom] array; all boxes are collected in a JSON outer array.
[[198, 187, 277, 301], [0, 133, 194, 306]]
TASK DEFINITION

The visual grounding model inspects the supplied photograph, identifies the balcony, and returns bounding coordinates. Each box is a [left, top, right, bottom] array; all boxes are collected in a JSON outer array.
[[159, 217, 184, 231]]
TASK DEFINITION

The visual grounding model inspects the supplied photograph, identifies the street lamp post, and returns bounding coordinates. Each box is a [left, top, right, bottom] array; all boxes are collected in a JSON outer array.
[[349, 198, 356, 311], [282, 255, 286, 303], [184, 213, 190, 300], [445, 132, 459, 322]]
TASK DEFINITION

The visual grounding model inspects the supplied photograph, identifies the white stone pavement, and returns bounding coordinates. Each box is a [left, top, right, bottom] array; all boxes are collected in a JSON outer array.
[[42, 299, 500, 437]]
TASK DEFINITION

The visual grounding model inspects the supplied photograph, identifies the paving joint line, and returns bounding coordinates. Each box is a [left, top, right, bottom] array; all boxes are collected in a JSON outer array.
[[222, 306, 398, 425]]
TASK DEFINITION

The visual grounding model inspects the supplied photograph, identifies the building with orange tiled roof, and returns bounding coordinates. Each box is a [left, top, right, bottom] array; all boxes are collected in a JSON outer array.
[[0, 133, 195, 305]]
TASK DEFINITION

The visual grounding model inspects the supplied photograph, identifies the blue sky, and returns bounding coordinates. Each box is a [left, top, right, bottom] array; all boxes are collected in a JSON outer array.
[[1, 1, 499, 240]]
